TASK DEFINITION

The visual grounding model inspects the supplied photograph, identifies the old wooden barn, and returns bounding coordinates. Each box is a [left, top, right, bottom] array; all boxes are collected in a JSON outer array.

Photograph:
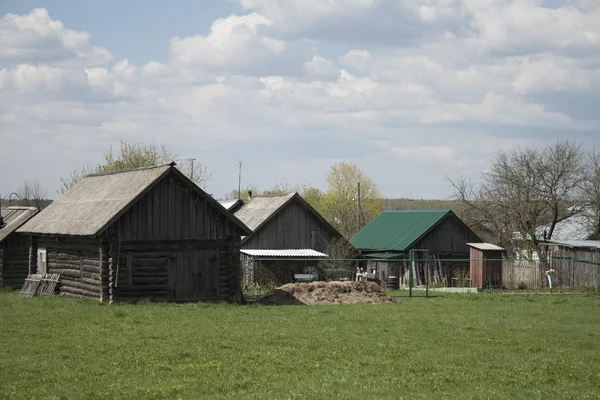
[[234, 193, 346, 286], [351, 210, 481, 288], [17, 163, 251, 303], [0, 206, 40, 289]]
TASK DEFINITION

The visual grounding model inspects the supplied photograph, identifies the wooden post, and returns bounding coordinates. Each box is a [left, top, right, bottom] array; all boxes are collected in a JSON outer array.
[[28, 236, 37, 275], [0, 248, 4, 288], [99, 239, 109, 303], [108, 242, 117, 304]]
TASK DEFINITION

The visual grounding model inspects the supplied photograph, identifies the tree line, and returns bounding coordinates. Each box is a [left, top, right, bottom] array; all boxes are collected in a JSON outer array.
[[6, 139, 597, 257]]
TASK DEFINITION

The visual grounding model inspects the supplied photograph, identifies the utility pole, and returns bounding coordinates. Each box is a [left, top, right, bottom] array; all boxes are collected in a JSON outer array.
[[357, 181, 361, 232], [238, 161, 244, 200]]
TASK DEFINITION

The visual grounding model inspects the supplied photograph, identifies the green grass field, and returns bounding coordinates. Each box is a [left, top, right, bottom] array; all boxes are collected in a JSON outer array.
[[1, 289, 600, 400]]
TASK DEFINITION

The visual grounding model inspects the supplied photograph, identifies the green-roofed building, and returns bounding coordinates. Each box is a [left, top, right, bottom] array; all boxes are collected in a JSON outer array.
[[351, 210, 481, 288]]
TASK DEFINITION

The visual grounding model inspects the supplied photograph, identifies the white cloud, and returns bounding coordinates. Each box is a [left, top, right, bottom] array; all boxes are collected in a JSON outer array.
[[168, 13, 304, 75], [1, 5, 600, 200], [0, 8, 112, 64]]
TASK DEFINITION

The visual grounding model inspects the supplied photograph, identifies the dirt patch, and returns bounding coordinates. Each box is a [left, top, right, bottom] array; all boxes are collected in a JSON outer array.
[[258, 281, 398, 305]]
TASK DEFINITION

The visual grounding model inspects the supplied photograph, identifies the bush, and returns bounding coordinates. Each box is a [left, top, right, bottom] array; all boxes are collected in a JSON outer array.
[[518, 281, 528, 290]]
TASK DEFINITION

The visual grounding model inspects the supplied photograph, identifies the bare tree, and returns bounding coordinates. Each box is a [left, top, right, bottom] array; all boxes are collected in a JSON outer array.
[[16, 180, 47, 207], [450, 140, 584, 256], [580, 150, 600, 239]]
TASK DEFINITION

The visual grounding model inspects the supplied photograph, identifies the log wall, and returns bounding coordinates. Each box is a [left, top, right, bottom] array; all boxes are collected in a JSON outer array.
[[0, 233, 32, 289], [111, 240, 240, 302], [38, 238, 102, 300]]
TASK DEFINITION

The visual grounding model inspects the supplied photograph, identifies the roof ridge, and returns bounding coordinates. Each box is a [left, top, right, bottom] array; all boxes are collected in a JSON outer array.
[[86, 162, 176, 177], [384, 209, 450, 213]]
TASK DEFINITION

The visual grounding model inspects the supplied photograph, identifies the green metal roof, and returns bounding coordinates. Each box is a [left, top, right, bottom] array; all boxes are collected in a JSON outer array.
[[351, 210, 451, 252], [363, 252, 404, 259]]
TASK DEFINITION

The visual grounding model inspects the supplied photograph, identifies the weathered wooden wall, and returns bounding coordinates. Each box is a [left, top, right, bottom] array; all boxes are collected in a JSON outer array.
[[37, 237, 103, 300], [242, 199, 336, 252], [110, 241, 240, 302], [0, 233, 32, 289], [470, 248, 503, 289], [112, 173, 240, 242], [412, 214, 480, 257]]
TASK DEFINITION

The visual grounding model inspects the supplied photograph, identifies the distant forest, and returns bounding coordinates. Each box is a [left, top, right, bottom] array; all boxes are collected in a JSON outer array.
[[384, 198, 464, 213]]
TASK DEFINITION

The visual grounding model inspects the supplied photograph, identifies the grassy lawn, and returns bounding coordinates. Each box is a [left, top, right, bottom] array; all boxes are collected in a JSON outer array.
[[1, 289, 600, 399]]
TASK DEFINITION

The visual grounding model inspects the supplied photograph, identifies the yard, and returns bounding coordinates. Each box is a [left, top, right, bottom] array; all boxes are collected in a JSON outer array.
[[1, 289, 600, 399]]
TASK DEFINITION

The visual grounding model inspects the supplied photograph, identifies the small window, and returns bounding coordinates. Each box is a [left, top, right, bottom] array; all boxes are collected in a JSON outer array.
[[37, 248, 47, 274]]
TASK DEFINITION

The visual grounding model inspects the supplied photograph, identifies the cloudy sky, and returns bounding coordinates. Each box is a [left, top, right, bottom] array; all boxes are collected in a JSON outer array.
[[0, 0, 598, 200]]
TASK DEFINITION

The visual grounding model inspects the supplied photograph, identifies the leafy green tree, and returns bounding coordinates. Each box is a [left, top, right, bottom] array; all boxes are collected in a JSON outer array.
[[320, 162, 384, 239]]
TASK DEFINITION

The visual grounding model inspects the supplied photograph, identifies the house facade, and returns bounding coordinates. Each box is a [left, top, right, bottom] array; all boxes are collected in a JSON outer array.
[[17, 163, 251, 303]]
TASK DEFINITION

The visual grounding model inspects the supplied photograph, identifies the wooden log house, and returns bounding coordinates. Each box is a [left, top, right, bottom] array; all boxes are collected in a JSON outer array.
[[0, 206, 40, 288], [17, 163, 251, 303]]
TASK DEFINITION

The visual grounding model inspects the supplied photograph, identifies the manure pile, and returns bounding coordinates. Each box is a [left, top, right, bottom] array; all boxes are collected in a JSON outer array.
[[258, 281, 397, 305]]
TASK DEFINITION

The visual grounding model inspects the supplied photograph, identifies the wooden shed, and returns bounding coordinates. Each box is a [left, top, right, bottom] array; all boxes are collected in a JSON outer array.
[[351, 210, 482, 287], [234, 193, 351, 285], [468, 243, 504, 289], [17, 163, 251, 303], [0, 206, 40, 288], [235, 193, 345, 252]]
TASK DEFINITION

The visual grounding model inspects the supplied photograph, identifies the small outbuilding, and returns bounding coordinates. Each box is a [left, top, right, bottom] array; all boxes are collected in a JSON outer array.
[[17, 163, 251, 303], [351, 210, 481, 287], [0, 206, 40, 288], [234, 193, 350, 286], [468, 243, 504, 289]]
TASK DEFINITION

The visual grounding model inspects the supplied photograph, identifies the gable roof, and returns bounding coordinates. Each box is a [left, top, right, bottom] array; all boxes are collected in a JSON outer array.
[[351, 210, 457, 252], [0, 206, 40, 242], [234, 193, 342, 239], [18, 163, 251, 237]]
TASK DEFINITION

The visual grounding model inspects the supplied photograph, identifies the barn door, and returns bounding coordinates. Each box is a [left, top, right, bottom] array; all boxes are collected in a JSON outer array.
[[169, 249, 220, 301]]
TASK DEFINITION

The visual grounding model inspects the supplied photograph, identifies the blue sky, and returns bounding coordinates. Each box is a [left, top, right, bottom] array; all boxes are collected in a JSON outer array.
[[0, 0, 599, 200]]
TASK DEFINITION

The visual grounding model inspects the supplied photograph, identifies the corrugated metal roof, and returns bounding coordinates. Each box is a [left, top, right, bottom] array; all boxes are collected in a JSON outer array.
[[467, 243, 504, 251], [536, 211, 593, 241], [351, 210, 451, 252], [363, 252, 404, 259], [0, 206, 39, 242], [235, 193, 296, 232], [241, 249, 328, 257], [546, 240, 600, 249]]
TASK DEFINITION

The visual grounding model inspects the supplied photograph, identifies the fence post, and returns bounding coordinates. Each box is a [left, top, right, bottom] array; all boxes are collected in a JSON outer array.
[[259, 260, 263, 297], [409, 256, 413, 298], [425, 258, 429, 298]]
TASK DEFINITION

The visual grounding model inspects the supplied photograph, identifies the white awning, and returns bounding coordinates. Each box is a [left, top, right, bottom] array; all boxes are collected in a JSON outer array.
[[240, 249, 328, 257], [467, 243, 504, 251]]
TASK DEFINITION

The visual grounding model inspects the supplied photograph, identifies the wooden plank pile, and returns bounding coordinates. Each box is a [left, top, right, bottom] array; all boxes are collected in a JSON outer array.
[[19, 274, 60, 297]]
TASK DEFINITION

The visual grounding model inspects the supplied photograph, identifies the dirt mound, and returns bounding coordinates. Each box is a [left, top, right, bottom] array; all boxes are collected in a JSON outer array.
[[258, 281, 397, 305]]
